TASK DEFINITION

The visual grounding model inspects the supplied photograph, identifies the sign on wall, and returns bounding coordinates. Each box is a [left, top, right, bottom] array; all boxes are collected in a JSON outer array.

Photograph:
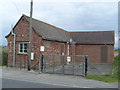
[[40, 46, 45, 51], [67, 56, 71, 64], [31, 52, 34, 60]]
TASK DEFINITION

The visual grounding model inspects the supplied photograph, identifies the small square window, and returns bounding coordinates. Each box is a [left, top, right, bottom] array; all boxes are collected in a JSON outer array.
[[19, 43, 28, 53]]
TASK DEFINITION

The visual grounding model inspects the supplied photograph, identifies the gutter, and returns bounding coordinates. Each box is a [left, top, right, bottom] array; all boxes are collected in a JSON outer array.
[[12, 30, 16, 67]]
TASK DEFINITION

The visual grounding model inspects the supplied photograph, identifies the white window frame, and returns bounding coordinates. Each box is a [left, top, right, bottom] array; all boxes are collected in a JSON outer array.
[[19, 42, 28, 54]]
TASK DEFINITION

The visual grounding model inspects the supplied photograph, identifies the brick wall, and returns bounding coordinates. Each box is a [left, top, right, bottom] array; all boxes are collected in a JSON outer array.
[[6, 16, 68, 68], [75, 45, 114, 64], [6, 16, 114, 68], [6, 35, 14, 67]]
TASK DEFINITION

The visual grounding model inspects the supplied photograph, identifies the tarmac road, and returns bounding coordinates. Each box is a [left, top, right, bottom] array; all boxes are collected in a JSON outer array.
[[2, 78, 71, 88]]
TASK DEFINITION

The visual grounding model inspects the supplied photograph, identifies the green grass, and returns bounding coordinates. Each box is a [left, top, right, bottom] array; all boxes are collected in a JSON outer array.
[[86, 74, 119, 83], [85, 55, 120, 83]]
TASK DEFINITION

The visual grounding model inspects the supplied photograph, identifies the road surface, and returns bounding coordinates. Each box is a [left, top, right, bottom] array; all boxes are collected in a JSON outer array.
[[2, 78, 71, 88]]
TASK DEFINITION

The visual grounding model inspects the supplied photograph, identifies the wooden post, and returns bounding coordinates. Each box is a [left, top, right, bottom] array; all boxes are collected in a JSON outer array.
[[28, 0, 33, 71]]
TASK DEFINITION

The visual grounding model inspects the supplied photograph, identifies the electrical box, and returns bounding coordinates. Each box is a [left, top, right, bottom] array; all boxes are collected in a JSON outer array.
[[31, 52, 34, 60], [40, 46, 45, 51]]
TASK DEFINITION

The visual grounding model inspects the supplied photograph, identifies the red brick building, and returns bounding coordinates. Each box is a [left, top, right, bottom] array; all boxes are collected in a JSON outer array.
[[5, 14, 114, 68]]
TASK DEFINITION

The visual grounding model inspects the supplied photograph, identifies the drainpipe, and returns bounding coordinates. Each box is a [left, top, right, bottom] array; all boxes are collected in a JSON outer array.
[[68, 38, 73, 55], [67, 42, 70, 55], [67, 41, 70, 65], [12, 28, 16, 67]]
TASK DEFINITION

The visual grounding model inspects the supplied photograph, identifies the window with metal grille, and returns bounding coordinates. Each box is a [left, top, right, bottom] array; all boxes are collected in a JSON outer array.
[[19, 43, 28, 53]]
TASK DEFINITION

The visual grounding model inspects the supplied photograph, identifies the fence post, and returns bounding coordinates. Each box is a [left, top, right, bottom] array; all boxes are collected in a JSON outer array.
[[39, 56, 41, 74], [72, 56, 74, 75], [84, 56, 88, 76], [40, 55, 44, 72], [62, 55, 65, 74], [53, 56, 55, 73]]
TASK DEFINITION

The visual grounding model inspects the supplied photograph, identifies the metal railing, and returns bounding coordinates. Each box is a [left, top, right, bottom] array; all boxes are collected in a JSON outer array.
[[39, 55, 88, 76]]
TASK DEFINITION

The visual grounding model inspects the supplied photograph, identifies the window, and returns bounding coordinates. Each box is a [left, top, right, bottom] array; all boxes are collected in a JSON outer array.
[[19, 43, 28, 53], [46, 41, 50, 48]]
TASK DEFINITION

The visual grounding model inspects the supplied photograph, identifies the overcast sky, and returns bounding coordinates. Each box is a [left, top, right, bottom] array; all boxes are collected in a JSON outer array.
[[0, 0, 118, 49]]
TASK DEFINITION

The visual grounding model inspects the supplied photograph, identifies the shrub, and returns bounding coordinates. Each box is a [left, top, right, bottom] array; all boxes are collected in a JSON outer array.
[[2, 47, 8, 66], [112, 55, 120, 74]]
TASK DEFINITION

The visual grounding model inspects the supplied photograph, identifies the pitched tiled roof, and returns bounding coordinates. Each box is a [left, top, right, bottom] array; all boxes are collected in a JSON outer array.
[[24, 15, 72, 42], [70, 31, 114, 44], [5, 14, 114, 45]]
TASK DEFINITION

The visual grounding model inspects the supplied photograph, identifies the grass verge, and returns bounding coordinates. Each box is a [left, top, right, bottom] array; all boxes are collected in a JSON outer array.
[[85, 74, 119, 83], [85, 55, 120, 83]]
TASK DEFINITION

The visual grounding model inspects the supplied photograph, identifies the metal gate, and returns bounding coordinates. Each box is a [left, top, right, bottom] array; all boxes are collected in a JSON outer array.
[[39, 55, 88, 76]]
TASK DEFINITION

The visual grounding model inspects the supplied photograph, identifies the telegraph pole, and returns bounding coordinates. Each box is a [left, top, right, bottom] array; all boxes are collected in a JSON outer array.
[[28, 0, 33, 71]]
